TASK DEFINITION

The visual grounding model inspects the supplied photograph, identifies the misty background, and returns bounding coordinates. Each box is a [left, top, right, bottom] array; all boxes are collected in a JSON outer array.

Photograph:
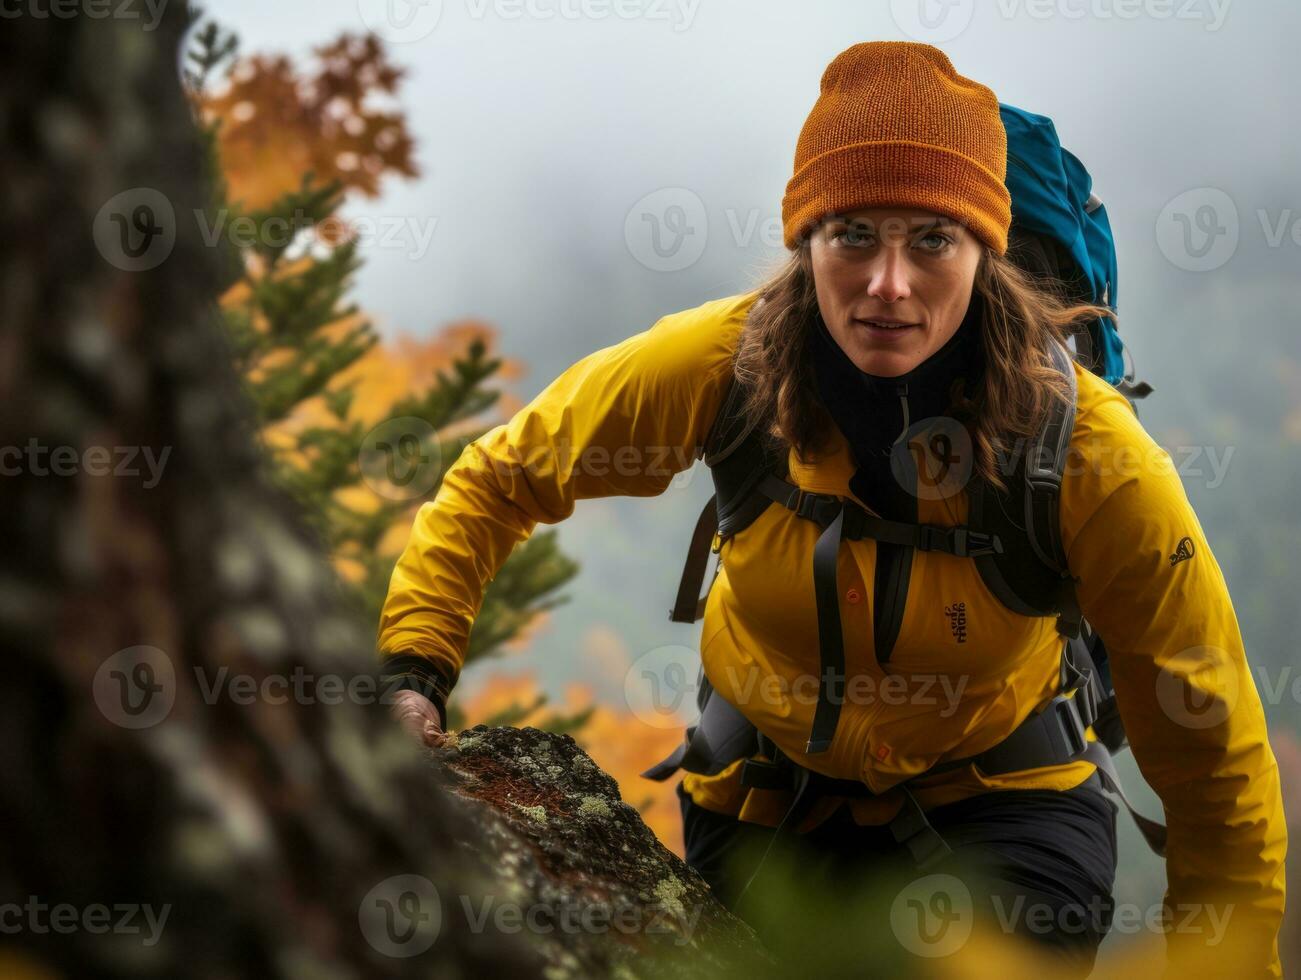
[[208, 0, 1300, 938]]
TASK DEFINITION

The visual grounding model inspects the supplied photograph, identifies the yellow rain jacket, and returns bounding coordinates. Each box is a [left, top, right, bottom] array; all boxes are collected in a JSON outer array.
[[378, 291, 1287, 973]]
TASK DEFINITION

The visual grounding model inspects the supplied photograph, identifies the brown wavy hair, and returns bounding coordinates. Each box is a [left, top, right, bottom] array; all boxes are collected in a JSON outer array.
[[730, 243, 1116, 493]]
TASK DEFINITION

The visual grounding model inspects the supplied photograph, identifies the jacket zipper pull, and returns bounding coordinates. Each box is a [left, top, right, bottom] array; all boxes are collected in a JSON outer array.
[[894, 382, 910, 445]]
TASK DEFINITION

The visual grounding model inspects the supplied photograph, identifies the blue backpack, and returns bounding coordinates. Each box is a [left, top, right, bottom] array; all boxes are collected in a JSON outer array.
[[1000, 102, 1151, 402], [645, 104, 1164, 873]]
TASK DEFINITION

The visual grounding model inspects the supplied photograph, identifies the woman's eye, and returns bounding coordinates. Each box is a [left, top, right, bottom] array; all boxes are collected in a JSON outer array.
[[832, 228, 874, 246], [917, 232, 954, 251]]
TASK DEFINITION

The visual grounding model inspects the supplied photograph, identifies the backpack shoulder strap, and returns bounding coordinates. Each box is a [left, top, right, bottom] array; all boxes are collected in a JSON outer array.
[[669, 371, 783, 623], [970, 338, 1081, 634], [700, 368, 755, 466], [1024, 337, 1078, 575]]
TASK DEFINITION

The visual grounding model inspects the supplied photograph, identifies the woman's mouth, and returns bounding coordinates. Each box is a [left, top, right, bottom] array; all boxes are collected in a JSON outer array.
[[853, 319, 921, 340]]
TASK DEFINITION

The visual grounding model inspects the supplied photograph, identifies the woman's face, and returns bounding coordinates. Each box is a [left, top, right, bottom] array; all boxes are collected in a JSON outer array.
[[809, 206, 984, 377]]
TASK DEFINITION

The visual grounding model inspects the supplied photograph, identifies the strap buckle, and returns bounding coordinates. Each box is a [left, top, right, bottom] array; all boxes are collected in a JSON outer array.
[[741, 731, 795, 791], [1061, 646, 1100, 731], [739, 757, 791, 791], [790, 487, 842, 528], [889, 786, 955, 869], [1047, 694, 1088, 759], [793, 488, 817, 521], [1056, 635, 1098, 728], [918, 526, 1003, 558], [1077, 681, 1099, 731]]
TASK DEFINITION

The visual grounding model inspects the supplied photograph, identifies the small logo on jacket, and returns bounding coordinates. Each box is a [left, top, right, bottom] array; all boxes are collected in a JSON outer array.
[[1169, 536, 1196, 567], [944, 602, 968, 644]]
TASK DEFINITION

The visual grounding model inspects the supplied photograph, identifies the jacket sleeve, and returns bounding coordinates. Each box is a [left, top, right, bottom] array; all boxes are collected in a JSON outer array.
[[1060, 383, 1287, 977], [375, 293, 751, 700]]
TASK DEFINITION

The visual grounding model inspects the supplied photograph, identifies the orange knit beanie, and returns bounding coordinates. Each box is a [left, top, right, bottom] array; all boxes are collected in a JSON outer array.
[[781, 41, 1011, 255]]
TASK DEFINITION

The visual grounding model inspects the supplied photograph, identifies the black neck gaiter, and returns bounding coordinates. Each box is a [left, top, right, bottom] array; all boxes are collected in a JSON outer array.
[[809, 294, 985, 521]]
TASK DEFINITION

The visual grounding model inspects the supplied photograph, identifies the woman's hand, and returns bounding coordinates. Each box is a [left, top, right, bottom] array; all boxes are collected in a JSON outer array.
[[390, 689, 448, 748]]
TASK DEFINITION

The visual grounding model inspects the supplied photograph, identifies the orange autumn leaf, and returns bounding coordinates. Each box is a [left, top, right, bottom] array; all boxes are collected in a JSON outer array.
[[199, 33, 417, 210]]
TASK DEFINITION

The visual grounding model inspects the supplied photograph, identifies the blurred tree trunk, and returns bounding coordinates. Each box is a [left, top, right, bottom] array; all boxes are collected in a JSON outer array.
[[0, 8, 543, 978], [0, 9, 768, 980]]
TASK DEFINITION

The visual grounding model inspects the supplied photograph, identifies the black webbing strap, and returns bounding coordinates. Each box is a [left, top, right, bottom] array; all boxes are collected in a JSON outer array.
[[972, 691, 1090, 773], [756, 472, 1003, 754], [641, 675, 757, 781], [737, 732, 954, 883], [740, 731, 876, 798], [894, 638, 1166, 856], [911, 637, 1099, 783], [808, 502, 848, 754], [1024, 339, 1077, 570], [889, 785, 956, 868], [757, 474, 1004, 558], [669, 495, 719, 624]]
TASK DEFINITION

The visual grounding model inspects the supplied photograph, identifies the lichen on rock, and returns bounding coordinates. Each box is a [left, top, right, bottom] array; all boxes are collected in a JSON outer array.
[[434, 725, 774, 978]]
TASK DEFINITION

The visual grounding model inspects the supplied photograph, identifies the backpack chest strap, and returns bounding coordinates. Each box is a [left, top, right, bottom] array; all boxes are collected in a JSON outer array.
[[758, 474, 1004, 558], [757, 471, 1004, 753]]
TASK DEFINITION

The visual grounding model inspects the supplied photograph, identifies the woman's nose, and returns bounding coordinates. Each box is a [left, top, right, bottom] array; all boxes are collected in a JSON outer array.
[[865, 247, 912, 304]]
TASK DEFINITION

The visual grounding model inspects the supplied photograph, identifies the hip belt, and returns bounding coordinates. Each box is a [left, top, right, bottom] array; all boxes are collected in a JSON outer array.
[[642, 663, 1166, 883]]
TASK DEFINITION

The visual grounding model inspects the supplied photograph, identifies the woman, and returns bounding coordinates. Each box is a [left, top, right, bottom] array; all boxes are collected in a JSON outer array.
[[380, 42, 1286, 976]]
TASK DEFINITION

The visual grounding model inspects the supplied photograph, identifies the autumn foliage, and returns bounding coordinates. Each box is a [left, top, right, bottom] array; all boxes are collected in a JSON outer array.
[[190, 24, 686, 851], [200, 33, 417, 210]]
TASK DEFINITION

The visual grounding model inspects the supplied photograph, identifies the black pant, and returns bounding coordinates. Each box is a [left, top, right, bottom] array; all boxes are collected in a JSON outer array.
[[677, 775, 1118, 976]]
